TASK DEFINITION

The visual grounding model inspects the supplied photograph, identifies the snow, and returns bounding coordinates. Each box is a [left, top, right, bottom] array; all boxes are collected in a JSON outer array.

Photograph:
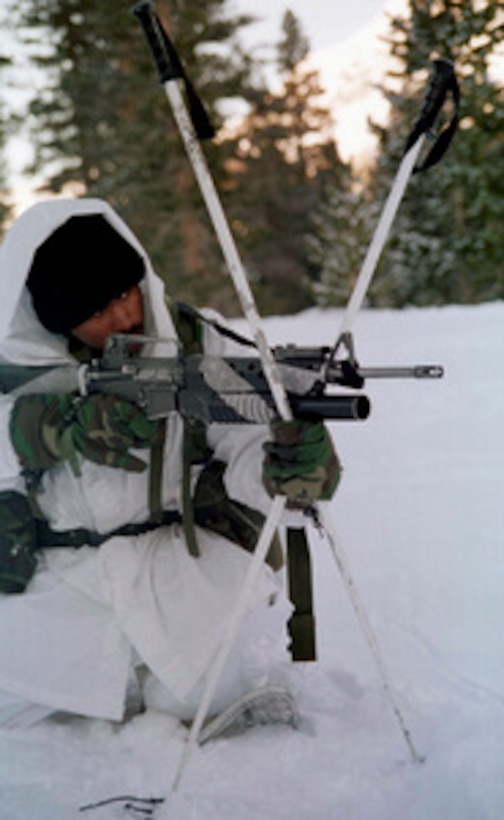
[[1, 301, 504, 819]]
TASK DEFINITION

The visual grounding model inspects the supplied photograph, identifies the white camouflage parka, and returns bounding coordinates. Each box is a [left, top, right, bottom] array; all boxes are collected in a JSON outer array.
[[0, 199, 292, 722]]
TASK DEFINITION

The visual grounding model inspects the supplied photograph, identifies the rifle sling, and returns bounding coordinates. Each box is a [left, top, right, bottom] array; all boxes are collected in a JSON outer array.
[[287, 527, 316, 662], [172, 301, 316, 661], [35, 510, 183, 549], [148, 418, 167, 524], [34, 492, 281, 571], [182, 421, 200, 557]]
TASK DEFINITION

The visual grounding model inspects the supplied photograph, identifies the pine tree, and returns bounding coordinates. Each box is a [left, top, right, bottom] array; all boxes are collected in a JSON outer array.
[[369, 0, 504, 306], [0, 102, 11, 239], [8, 0, 259, 313], [222, 10, 348, 314], [306, 183, 382, 308], [0, 27, 13, 236]]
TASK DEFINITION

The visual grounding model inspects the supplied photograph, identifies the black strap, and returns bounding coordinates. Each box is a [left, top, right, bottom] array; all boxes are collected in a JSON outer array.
[[287, 527, 316, 662], [192, 459, 284, 572], [182, 421, 200, 557], [148, 418, 167, 523], [170, 301, 210, 558], [36, 510, 183, 550], [173, 301, 257, 351]]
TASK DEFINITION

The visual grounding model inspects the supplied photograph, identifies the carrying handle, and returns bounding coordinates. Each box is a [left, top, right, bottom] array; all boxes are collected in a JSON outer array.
[[131, 1, 215, 139]]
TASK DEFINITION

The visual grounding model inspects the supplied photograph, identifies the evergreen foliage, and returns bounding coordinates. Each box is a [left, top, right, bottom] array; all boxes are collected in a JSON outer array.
[[5, 2, 351, 316], [306, 183, 382, 308], [222, 11, 350, 314], [310, 0, 504, 308], [369, 0, 504, 306], [0, 102, 12, 239], [0, 32, 13, 237], [8, 0, 260, 313]]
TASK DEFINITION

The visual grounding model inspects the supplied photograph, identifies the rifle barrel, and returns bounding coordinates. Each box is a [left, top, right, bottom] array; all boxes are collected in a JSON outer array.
[[358, 365, 444, 379]]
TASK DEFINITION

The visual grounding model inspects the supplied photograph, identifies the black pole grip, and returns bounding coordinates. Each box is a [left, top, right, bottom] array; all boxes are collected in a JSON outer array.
[[412, 60, 455, 135], [131, 1, 215, 139], [404, 59, 460, 169], [131, 2, 182, 83]]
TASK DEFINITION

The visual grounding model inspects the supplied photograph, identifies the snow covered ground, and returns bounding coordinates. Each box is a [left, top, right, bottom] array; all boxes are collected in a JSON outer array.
[[1, 302, 503, 819]]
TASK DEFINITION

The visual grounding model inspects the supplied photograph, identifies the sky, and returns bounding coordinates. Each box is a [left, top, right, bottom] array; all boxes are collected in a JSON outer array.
[[232, 0, 390, 50], [231, 0, 405, 164]]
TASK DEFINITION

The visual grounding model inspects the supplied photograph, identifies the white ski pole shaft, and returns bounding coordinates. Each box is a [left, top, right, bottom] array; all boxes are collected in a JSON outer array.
[[132, 1, 291, 422], [337, 137, 424, 339], [162, 79, 292, 422], [133, 4, 292, 789], [171, 493, 286, 791], [162, 74, 292, 786], [319, 504, 424, 764], [337, 59, 458, 340]]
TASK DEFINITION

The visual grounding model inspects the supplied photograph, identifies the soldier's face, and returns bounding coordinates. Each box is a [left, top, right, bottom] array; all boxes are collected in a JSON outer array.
[[71, 285, 144, 349]]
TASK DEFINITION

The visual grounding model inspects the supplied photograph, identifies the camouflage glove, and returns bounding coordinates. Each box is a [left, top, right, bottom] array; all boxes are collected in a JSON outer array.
[[11, 393, 161, 474], [0, 491, 38, 594], [263, 420, 341, 509], [71, 394, 161, 471]]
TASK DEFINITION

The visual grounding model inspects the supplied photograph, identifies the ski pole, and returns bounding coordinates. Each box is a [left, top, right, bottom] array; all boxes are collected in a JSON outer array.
[[171, 493, 286, 791], [319, 504, 424, 764], [336, 59, 458, 342], [132, 1, 292, 423], [133, 2, 293, 789], [320, 60, 458, 763]]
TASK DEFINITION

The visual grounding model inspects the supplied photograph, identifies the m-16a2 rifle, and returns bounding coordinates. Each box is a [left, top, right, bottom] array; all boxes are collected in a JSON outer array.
[[0, 332, 443, 425]]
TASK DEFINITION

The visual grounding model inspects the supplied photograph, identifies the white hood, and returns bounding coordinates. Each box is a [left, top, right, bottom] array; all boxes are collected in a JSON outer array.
[[0, 198, 176, 365]]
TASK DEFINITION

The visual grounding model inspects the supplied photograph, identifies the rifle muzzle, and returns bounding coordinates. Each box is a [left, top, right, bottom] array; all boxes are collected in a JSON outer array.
[[290, 394, 370, 421]]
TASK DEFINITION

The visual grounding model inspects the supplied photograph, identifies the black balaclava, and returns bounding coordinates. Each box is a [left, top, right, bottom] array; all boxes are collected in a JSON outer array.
[[27, 214, 145, 335]]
